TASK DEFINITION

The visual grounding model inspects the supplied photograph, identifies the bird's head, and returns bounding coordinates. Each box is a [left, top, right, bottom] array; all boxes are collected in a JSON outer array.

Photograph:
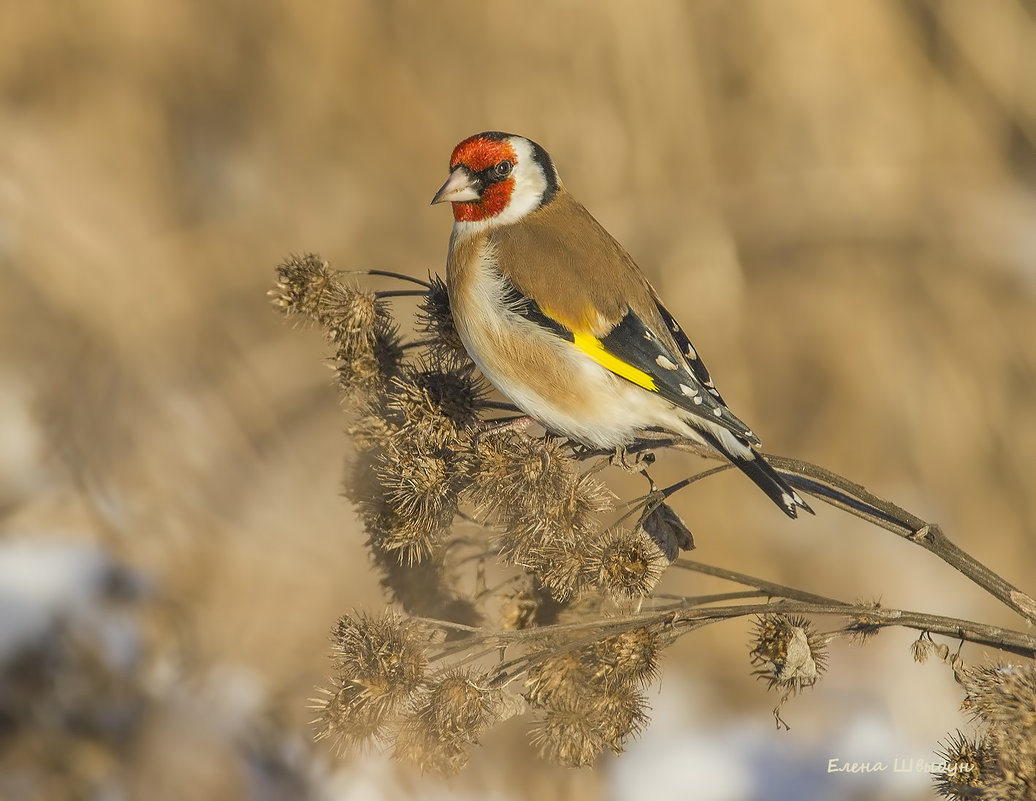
[[431, 131, 559, 227]]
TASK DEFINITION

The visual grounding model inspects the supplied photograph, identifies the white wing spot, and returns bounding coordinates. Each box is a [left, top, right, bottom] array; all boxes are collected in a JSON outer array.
[[679, 383, 698, 397], [670, 322, 680, 333], [712, 407, 723, 417], [684, 344, 698, 360], [693, 395, 703, 405], [781, 492, 795, 509], [656, 355, 678, 371]]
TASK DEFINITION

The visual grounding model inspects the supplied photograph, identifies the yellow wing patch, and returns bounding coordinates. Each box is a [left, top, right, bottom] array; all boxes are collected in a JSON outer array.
[[540, 302, 606, 340], [571, 332, 657, 391]]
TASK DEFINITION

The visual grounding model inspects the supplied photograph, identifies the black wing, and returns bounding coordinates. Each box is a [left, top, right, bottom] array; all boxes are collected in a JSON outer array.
[[500, 278, 760, 446], [653, 300, 726, 406], [598, 308, 761, 446]]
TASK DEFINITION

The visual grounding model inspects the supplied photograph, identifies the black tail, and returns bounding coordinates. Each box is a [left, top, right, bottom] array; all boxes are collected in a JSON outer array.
[[699, 431, 814, 519], [732, 449, 814, 518]]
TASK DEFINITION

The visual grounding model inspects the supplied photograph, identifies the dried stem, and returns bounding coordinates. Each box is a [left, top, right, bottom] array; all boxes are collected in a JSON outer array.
[[673, 559, 848, 607], [441, 596, 1036, 686], [671, 560, 1036, 658], [631, 436, 1036, 627], [763, 454, 1036, 626], [671, 601, 1036, 659], [352, 269, 433, 288]]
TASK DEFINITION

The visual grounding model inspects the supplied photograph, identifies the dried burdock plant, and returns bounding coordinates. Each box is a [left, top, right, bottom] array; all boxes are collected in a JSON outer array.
[[394, 668, 511, 774], [415, 275, 468, 368], [313, 611, 428, 752], [933, 730, 997, 800], [274, 256, 1036, 781], [586, 527, 669, 601], [750, 614, 828, 728], [589, 626, 671, 688], [524, 633, 653, 766], [931, 662, 1036, 800], [272, 254, 404, 397]]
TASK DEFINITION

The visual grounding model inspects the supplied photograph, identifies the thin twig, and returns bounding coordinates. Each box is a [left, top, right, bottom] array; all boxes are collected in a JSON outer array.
[[764, 454, 1036, 625], [647, 590, 769, 606], [376, 289, 429, 299], [665, 600, 1036, 659], [673, 559, 850, 607], [633, 434, 1036, 626], [350, 269, 433, 288]]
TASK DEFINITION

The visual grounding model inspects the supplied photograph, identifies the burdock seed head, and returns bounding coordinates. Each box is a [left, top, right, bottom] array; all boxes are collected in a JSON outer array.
[[270, 255, 403, 397], [314, 611, 427, 752], [421, 669, 501, 739], [313, 675, 390, 753], [334, 314, 403, 399], [393, 668, 503, 775], [375, 444, 458, 534], [586, 527, 669, 600], [590, 626, 670, 689], [524, 630, 659, 766], [270, 253, 341, 321], [911, 633, 933, 664], [589, 681, 649, 754], [466, 436, 568, 581], [932, 730, 996, 800], [504, 529, 599, 602], [529, 681, 647, 766], [530, 701, 607, 768], [356, 487, 454, 567], [961, 662, 1036, 755], [357, 366, 484, 565], [465, 434, 574, 518], [524, 650, 589, 711], [750, 614, 828, 695], [392, 715, 470, 775], [272, 255, 400, 375], [384, 365, 483, 443], [464, 433, 611, 598], [328, 611, 427, 694], [416, 275, 470, 368]]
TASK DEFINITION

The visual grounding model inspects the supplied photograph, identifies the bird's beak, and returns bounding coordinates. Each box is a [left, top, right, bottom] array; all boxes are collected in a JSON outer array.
[[431, 168, 481, 205]]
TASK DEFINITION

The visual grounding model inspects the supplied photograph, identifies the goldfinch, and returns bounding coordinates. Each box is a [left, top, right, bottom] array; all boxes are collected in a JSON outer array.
[[432, 131, 812, 518]]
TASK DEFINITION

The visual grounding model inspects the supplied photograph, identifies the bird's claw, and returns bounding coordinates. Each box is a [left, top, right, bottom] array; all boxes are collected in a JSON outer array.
[[474, 415, 534, 444], [610, 446, 655, 473]]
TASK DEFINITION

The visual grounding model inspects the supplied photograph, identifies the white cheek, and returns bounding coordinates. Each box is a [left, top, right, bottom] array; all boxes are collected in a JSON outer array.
[[498, 137, 548, 222]]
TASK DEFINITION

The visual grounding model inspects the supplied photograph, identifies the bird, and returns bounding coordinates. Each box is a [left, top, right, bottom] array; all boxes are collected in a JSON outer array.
[[431, 131, 812, 519]]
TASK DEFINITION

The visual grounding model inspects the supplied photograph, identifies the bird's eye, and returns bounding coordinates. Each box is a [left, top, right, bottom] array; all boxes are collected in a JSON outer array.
[[494, 160, 513, 178]]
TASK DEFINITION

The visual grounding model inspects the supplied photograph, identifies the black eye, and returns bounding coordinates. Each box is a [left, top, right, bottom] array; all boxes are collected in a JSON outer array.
[[494, 160, 513, 178]]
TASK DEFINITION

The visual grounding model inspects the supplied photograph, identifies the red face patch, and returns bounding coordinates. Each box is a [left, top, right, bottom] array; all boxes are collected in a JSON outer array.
[[450, 135, 518, 173], [449, 134, 519, 222], [452, 181, 511, 222]]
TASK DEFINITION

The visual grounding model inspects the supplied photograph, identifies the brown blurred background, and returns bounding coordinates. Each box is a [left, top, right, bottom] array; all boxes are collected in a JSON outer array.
[[1, 1, 1034, 799]]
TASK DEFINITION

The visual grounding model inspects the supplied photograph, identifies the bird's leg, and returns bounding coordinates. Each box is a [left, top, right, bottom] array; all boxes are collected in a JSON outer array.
[[610, 445, 657, 474], [475, 414, 534, 443], [637, 468, 670, 519], [611, 445, 632, 470]]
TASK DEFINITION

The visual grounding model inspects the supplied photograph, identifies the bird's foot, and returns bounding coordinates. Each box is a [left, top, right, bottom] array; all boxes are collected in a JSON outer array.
[[474, 415, 534, 443], [610, 445, 656, 473]]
